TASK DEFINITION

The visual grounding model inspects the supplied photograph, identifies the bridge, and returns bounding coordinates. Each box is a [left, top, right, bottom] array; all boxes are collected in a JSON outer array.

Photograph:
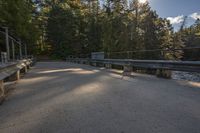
[[0, 60, 200, 133]]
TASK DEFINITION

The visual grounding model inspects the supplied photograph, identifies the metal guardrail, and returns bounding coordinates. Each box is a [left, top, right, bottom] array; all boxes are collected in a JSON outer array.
[[66, 58, 200, 73]]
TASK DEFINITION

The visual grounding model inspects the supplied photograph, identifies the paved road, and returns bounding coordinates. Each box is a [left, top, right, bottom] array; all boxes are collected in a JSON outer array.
[[0, 62, 200, 133]]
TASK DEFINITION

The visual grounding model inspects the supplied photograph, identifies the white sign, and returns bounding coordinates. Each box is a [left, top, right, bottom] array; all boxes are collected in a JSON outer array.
[[91, 52, 104, 60]]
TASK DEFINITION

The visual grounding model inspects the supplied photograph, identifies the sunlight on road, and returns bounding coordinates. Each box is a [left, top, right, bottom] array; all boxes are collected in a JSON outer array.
[[21, 76, 56, 84], [38, 68, 84, 74], [37, 68, 100, 75], [73, 82, 103, 95], [188, 82, 200, 88]]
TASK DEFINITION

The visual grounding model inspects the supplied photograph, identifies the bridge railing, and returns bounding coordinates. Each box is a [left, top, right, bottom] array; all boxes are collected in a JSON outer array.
[[0, 26, 29, 62], [66, 58, 200, 73]]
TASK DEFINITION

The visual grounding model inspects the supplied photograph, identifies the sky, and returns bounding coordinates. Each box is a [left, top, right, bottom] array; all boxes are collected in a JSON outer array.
[[148, 0, 200, 30]]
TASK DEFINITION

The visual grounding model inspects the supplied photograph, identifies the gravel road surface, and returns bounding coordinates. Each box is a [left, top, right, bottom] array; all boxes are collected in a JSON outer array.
[[0, 62, 200, 133]]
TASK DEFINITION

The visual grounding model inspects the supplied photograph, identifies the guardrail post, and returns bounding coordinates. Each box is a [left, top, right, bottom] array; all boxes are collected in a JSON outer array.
[[93, 62, 97, 67], [97, 62, 104, 67], [86, 61, 90, 65], [105, 64, 111, 69], [0, 80, 5, 103], [156, 69, 171, 79], [122, 65, 132, 77]]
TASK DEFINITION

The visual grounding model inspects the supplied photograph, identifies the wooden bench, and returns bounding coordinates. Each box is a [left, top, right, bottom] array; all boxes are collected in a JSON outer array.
[[0, 59, 33, 104]]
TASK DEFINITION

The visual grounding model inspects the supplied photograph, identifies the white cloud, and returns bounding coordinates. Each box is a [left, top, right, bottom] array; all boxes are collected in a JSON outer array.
[[190, 12, 200, 20], [167, 15, 184, 24]]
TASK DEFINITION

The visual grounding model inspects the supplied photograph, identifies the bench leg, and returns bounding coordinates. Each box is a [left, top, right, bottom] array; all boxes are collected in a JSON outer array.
[[0, 80, 5, 103], [8, 70, 20, 82], [24, 66, 28, 73], [27, 65, 30, 69]]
